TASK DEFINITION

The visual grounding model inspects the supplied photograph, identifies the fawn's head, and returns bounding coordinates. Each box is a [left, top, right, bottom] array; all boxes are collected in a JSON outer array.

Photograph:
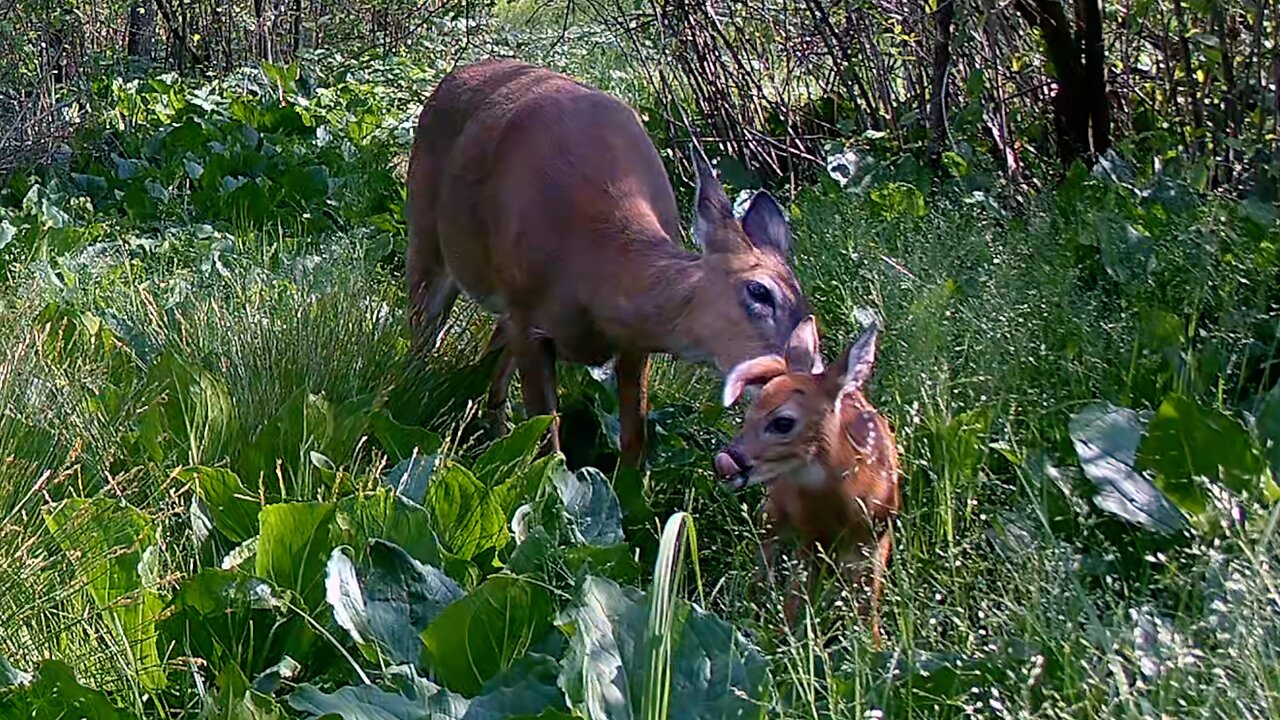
[[679, 151, 809, 373], [714, 318, 881, 490]]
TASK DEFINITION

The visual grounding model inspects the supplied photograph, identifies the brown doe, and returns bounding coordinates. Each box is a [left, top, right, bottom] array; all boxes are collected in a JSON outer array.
[[406, 58, 809, 467], [714, 317, 899, 643]]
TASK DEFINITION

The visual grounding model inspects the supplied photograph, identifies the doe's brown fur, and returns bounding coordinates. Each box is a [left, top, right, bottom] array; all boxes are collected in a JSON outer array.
[[716, 318, 899, 644], [406, 58, 809, 466]]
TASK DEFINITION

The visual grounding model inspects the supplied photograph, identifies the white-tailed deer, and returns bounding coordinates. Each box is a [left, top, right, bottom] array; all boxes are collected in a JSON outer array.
[[406, 59, 810, 467], [714, 318, 899, 644]]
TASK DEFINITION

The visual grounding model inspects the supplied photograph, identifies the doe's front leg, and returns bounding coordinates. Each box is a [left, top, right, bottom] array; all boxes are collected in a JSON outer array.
[[615, 351, 650, 468], [510, 319, 561, 456]]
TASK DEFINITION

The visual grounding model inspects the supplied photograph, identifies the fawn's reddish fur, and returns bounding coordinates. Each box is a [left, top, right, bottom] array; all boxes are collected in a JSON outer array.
[[715, 317, 899, 643]]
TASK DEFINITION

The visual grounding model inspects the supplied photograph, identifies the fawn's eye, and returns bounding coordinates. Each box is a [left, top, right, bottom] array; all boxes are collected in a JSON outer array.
[[766, 416, 796, 435], [746, 280, 774, 307]]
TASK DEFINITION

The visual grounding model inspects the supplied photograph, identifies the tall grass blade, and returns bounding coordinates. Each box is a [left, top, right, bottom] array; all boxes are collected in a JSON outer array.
[[642, 510, 702, 720]]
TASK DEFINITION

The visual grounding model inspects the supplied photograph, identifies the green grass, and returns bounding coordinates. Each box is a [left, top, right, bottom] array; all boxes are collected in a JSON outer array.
[[0, 42, 1279, 719]]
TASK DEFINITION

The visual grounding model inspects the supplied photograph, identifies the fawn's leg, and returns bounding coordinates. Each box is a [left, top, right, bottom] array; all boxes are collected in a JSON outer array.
[[866, 530, 893, 648]]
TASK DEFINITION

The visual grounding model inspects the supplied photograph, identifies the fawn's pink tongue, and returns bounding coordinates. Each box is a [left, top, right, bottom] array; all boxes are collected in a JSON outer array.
[[714, 451, 741, 478]]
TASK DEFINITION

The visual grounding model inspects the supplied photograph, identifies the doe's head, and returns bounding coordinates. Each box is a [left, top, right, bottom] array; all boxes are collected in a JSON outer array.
[[713, 317, 880, 490], [683, 149, 809, 373]]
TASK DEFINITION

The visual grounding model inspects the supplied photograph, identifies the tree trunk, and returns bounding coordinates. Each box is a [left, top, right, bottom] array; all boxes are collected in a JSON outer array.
[[1079, 0, 1110, 155], [1016, 0, 1092, 166], [927, 0, 956, 174], [254, 0, 267, 59], [153, 0, 205, 69], [126, 1, 155, 59], [1171, 0, 1205, 155], [292, 0, 303, 54]]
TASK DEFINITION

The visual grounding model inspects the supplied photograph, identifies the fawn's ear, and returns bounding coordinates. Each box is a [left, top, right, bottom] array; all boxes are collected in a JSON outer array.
[[722, 354, 788, 407], [784, 315, 824, 374], [824, 323, 878, 399]]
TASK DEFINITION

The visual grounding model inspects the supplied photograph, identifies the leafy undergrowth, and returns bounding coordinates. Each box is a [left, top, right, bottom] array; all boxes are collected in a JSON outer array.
[[5, 418, 767, 719], [1, 50, 1280, 720]]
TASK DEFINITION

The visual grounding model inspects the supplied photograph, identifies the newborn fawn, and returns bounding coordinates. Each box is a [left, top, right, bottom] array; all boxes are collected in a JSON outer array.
[[714, 317, 899, 643]]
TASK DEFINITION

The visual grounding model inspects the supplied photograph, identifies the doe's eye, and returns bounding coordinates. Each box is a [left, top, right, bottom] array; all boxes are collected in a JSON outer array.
[[746, 280, 774, 307], [766, 416, 796, 435]]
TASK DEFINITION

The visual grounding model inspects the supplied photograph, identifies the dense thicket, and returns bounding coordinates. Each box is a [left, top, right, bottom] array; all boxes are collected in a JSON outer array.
[[5, 0, 1278, 192]]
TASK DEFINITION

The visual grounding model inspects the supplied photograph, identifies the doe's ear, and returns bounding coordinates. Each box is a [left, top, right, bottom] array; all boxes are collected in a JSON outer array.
[[740, 191, 791, 257], [825, 323, 878, 398], [690, 145, 742, 255], [722, 354, 787, 407], [784, 316, 824, 374]]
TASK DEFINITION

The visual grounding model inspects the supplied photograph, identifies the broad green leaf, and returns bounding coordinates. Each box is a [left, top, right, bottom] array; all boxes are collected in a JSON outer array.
[[214, 661, 287, 720], [71, 172, 110, 198], [333, 488, 442, 567], [509, 526, 642, 591], [324, 548, 366, 649], [381, 453, 439, 505], [235, 389, 371, 488], [43, 498, 167, 691], [1068, 403, 1185, 533], [113, 155, 141, 179], [491, 453, 560, 518], [291, 667, 468, 719], [157, 568, 311, 680], [256, 502, 336, 609], [425, 461, 508, 561], [250, 656, 302, 695], [285, 165, 330, 203], [466, 654, 572, 719], [0, 660, 135, 719], [1253, 382, 1280, 501], [557, 577, 647, 718], [325, 540, 462, 665], [882, 641, 1041, 714], [964, 68, 985, 99], [869, 181, 926, 219], [473, 415, 555, 488], [0, 218, 16, 250], [147, 350, 243, 466], [551, 466, 624, 547], [291, 677, 466, 719], [562, 545, 641, 587], [941, 151, 969, 177], [122, 182, 158, 221], [1138, 394, 1274, 505], [26, 185, 71, 228], [185, 465, 260, 542], [557, 576, 771, 720], [372, 411, 442, 463], [517, 462, 626, 549], [421, 575, 554, 696], [291, 663, 573, 719], [0, 655, 31, 687]]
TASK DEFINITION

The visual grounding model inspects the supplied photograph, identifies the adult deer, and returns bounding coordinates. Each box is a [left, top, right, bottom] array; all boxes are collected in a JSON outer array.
[[406, 58, 809, 467], [714, 318, 899, 644]]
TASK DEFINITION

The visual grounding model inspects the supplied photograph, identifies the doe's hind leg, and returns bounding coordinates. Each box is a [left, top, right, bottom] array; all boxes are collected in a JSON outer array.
[[405, 179, 459, 359]]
